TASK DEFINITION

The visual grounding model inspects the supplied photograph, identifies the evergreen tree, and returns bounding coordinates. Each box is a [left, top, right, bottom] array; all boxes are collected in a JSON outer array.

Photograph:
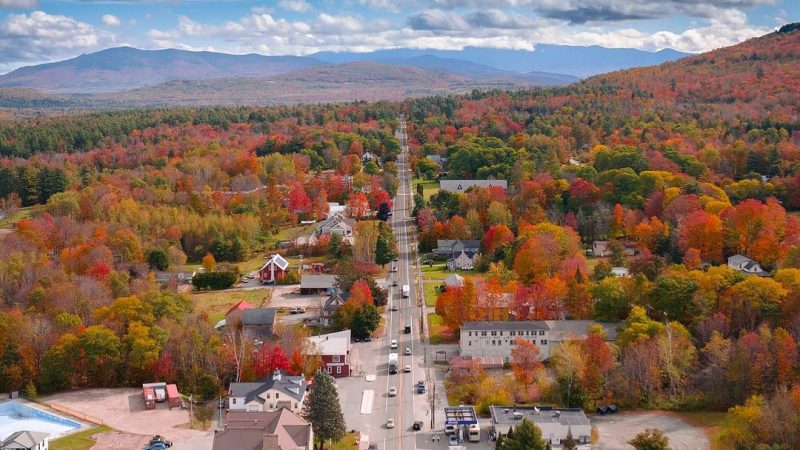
[[147, 249, 169, 271], [377, 202, 391, 221], [375, 235, 394, 267], [499, 418, 547, 450], [350, 304, 381, 338], [303, 370, 346, 449], [561, 427, 578, 450]]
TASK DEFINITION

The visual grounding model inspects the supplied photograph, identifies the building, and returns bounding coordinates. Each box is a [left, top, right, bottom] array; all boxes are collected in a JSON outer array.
[[299, 275, 337, 295], [611, 267, 630, 278], [307, 329, 352, 377], [228, 369, 307, 414], [213, 409, 313, 450], [439, 179, 507, 193], [728, 254, 770, 277], [320, 288, 348, 326], [490, 406, 591, 447], [433, 240, 481, 260], [315, 213, 355, 236], [447, 250, 477, 270], [258, 254, 290, 284], [1, 431, 49, 450], [427, 154, 447, 168], [154, 271, 195, 285], [443, 274, 465, 288], [591, 241, 610, 257], [241, 308, 277, 340], [326, 202, 346, 219], [459, 320, 618, 362]]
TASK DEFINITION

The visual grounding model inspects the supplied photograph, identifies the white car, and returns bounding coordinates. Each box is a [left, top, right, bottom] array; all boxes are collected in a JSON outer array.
[[391, 305, 399, 311], [404, 347, 411, 356], [390, 340, 398, 349], [386, 418, 395, 429], [388, 386, 397, 397], [404, 365, 411, 373]]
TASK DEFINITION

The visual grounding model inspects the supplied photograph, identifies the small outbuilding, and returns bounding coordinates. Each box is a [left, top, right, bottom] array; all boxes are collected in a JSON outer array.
[[166, 384, 181, 410]]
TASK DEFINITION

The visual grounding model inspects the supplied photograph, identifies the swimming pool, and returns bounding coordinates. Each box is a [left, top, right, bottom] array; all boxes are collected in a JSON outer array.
[[0, 400, 82, 440]]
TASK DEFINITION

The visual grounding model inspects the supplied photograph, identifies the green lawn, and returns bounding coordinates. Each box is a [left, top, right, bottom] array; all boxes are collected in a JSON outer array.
[[413, 178, 440, 201], [419, 262, 471, 281], [327, 431, 360, 450], [423, 281, 440, 307], [49, 425, 112, 450], [428, 312, 457, 344], [192, 288, 274, 323], [0, 205, 44, 228], [273, 223, 317, 242]]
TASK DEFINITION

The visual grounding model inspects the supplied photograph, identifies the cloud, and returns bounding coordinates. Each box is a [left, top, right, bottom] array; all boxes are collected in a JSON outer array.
[[101, 14, 121, 26], [278, 0, 312, 12], [0, 11, 115, 69], [407, 10, 470, 31], [0, 0, 36, 7]]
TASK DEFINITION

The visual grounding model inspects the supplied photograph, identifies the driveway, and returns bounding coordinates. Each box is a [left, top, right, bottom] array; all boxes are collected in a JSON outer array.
[[592, 411, 708, 450]]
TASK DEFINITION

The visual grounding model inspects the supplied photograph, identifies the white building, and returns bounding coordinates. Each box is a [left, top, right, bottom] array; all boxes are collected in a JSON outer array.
[[1, 431, 49, 450], [459, 320, 618, 363], [439, 179, 507, 193], [227, 369, 307, 415], [490, 406, 591, 447], [611, 267, 630, 278], [727, 254, 769, 277]]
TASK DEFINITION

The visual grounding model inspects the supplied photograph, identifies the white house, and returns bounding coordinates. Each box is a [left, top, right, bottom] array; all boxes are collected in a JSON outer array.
[[490, 406, 591, 446], [1, 431, 49, 450], [611, 267, 630, 278], [316, 213, 355, 236], [227, 369, 307, 415], [460, 320, 618, 363], [728, 254, 769, 277], [447, 250, 476, 270]]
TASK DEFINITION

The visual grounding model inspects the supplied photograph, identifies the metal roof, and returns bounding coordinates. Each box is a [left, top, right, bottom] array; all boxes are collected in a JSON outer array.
[[461, 320, 548, 331], [490, 406, 590, 427], [444, 406, 478, 425], [300, 274, 337, 289]]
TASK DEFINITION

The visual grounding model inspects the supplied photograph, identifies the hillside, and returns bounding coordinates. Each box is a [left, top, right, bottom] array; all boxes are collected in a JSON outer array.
[[0, 47, 324, 93], [583, 26, 800, 122]]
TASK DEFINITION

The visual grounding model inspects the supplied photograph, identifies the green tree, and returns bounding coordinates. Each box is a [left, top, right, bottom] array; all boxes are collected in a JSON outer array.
[[648, 275, 698, 324], [350, 304, 381, 339], [628, 428, 671, 450], [303, 370, 347, 449], [147, 249, 169, 271], [375, 235, 394, 267], [499, 418, 548, 450], [561, 428, 577, 450]]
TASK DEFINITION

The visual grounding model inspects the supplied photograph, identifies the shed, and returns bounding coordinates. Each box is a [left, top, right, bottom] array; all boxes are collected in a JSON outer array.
[[166, 384, 181, 409], [143, 387, 156, 410]]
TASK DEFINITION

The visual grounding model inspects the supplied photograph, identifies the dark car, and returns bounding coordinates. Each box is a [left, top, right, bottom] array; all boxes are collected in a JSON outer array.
[[596, 405, 609, 415], [392, 281, 398, 287], [364, 335, 372, 342], [368, 445, 378, 450], [417, 380, 425, 394], [412, 420, 423, 431], [607, 404, 618, 413]]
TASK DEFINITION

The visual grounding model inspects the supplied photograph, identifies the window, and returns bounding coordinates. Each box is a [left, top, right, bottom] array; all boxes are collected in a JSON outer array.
[[540, 339, 548, 345], [491, 331, 497, 336], [327, 366, 332, 373], [266, 393, 271, 399], [499, 331, 503, 336], [275, 393, 279, 399], [509, 331, 515, 336], [232, 398, 237, 404], [332, 355, 340, 362], [468, 341, 472, 346], [481, 331, 487, 336], [539, 330, 545, 336], [337, 366, 341, 374]]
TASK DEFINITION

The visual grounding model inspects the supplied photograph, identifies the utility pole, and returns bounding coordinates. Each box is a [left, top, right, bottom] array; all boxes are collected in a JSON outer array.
[[189, 394, 193, 429], [431, 384, 436, 430]]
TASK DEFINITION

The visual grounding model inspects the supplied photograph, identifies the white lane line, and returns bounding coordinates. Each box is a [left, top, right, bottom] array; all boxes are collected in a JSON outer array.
[[361, 390, 375, 415]]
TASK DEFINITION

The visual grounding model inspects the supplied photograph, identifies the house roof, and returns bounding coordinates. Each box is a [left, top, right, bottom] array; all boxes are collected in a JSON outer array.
[[154, 271, 195, 281], [435, 240, 481, 251], [213, 409, 312, 450], [439, 179, 507, 192], [461, 321, 548, 331], [300, 274, 336, 290], [323, 289, 348, 312], [241, 308, 276, 326], [443, 274, 464, 286], [490, 406, 590, 427], [229, 370, 306, 404], [728, 254, 751, 265], [226, 301, 255, 317], [308, 329, 350, 356], [260, 254, 289, 272], [2, 430, 49, 448]]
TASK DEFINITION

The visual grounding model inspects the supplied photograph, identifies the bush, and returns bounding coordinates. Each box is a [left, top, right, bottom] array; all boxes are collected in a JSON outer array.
[[277, 269, 300, 285], [192, 271, 237, 290]]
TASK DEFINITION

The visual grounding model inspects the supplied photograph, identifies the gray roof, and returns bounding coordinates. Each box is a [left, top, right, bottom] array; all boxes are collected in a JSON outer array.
[[213, 409, 311, 450], [461, 321, 548, 331], [260, 254, 289, 272], [439, 179, 508, 192], [435, 240, 481, 252], [241, 308, 276, 326], [300, 274, 336, 289], [2, 430, 49, 448], [490, 406, 590, 427], [728, 254, 752, 265], [229, 370, 307, 403]]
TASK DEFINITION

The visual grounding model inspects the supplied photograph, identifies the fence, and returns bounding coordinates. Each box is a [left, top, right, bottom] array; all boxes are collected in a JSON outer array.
[[47, 403, 104, 425]]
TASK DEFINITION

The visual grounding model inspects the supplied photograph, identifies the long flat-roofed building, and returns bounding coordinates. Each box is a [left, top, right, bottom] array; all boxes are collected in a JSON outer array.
[[439, 180, 507, 193], [490, 406, 591, 447]]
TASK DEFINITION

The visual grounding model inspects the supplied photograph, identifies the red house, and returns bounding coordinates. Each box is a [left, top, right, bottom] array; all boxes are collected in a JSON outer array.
[[307, 329, 352, 378], [258, 254, 289, 284]]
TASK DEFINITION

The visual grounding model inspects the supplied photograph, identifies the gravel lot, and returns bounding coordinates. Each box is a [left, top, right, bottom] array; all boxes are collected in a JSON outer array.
[[592, 411, 709, 450], [43, 388, 214, 450]]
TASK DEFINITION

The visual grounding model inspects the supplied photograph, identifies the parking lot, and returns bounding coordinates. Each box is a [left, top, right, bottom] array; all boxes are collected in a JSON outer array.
[[592, 411, 709, 449]]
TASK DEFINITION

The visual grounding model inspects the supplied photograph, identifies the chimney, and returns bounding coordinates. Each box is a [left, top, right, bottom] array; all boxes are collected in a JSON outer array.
[[272, 369, 281, 381]]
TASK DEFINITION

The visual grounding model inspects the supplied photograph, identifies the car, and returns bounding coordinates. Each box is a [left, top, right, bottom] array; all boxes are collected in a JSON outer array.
[[390, 340, 397, 349], [368, 445, 378, 450], [392, 281, 398, 287], [290, 307, 298, 314], [391, 305, 398, 311], [388, 386, 397, 397], [353, 336, 361, 343], [607, 404, 618, 413], [386, 418, 395, 429], [247, 273, 255, 279], [297, 307, 305, 314], [404, 364, 411, 373], [444, 424, 457, 436], [404, 347, 411, 355], [241, 277, 248, 282], [596, 405, 609, 415], [412, 420, 423, 431], [394, 256, 399, 262], [391, 266, 398, 272], [417, 381, 425, 394], [449, 435, 458, 445], [364, 335, 372, 342]]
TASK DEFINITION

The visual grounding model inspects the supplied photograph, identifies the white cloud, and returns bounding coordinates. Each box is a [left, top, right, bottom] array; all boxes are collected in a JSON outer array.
[[101, 14, 121, 26], [0, 11, 115, 70], [279, 0, 312, 13], [0, 0, 37, 8]]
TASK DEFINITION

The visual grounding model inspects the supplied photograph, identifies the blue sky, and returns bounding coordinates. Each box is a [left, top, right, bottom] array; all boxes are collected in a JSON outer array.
[[0, 0, 796, 73]]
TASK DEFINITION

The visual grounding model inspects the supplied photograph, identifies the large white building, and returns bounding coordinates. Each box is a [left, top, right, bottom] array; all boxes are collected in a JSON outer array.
[[227, 369, 307, 415], [490, 406, 591, 447], [459, 320, 618, 363]]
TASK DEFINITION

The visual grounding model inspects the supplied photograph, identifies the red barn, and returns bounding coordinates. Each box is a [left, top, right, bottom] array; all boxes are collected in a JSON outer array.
[[258, 254, 289, 284], [307, 329, 352, 378]]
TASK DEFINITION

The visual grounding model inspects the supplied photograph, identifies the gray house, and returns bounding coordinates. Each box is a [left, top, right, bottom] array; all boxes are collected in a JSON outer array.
[[321, 288, 348, 326], [434, 240, 481, 259], [315, 213, 355, 236], [241, 308, 277, 339]]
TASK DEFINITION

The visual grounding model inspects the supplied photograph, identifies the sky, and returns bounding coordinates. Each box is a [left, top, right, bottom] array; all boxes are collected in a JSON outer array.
[[0, 0, 796, 73]]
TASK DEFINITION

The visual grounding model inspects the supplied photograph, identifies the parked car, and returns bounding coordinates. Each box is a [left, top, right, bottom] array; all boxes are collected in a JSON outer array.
[[412, 420, 423, 431], [386, 418, 395, 429], [364, 335, 372, 342], [607, 404, 618, 413], [404, 364, 411, 373], [290, 307, 298, 314], [596, 405, 609, 415], [388, 386, 397, 397], [247, 273, 255, 279], [297, 307, 305, 314], [444, 424, 457, 436], [417, 380, 425, 394], [390, 339, 397, 349], [394, 256, 399, 262], [368, 444, 377, 450], [391, 305, 398, 311], [449, 435, 458, 445], [404, 347, 411, 355]]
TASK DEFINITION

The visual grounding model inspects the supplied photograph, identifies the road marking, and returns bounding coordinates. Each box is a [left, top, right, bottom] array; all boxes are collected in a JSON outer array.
[[361, 390, 375, 415]]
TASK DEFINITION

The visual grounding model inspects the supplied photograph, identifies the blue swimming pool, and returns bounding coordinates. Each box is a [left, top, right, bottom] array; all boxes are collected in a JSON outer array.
[[0, 400, 81, 440]]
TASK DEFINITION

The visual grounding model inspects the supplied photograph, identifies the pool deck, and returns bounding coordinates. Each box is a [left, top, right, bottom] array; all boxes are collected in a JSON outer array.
[[0, 398, 94, 441]]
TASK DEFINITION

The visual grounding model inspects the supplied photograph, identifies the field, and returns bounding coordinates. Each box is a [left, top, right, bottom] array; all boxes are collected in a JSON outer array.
[[413, 178, 440, 201], [49, 425, 112, 450], [0, 205, 43, 228], [427, 313, 457, 344], [192, 288, 273, 323]]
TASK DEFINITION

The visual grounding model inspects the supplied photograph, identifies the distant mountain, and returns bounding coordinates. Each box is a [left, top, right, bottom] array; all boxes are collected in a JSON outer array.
[[90, 61, 553, 107], [0, 47, 324, 93], [310, 45, 691, 78]]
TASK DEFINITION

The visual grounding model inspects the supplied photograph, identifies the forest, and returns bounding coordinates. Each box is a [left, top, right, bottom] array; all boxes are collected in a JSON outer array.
[[0, 26, 798, 449]]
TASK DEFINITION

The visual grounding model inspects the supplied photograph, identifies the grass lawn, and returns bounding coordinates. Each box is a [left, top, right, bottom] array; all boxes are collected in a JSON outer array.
[[413, 178, 440, 201], [674, 411, 727, 448], [192, 288, 273, 324], [49, 425, 112, 450], [428, 313, 457, 344], [423, 281, 440, 307], [273, 223, 317, 242], [0, 205, 44, 228], [419, 262, 473, 281], [326, 431, 360, 450]]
